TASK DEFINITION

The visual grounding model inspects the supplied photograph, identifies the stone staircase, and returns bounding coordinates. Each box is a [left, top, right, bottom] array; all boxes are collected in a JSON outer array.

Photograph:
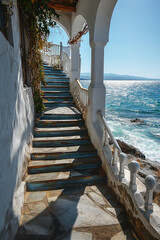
[[15, 65, 136, 240], [26, 64, 106, 192]]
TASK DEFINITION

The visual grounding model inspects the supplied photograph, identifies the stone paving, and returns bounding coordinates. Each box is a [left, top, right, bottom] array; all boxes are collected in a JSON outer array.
[[16, 183, 137, 239]]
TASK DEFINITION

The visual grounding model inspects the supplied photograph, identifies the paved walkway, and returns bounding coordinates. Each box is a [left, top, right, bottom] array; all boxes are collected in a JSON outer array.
[[15, 65, 137, 239], [16, 183, 136, 239]]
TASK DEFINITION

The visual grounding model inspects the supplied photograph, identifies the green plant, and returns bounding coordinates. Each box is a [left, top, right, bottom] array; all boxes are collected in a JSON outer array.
[[18, 0, 59, 113]]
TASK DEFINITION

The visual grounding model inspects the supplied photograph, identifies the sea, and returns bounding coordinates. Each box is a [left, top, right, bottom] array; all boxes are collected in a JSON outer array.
[[81, 80, 160, 163]]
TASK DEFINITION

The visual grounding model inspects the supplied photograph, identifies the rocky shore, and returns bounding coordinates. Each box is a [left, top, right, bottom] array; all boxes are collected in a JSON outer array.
[[109, 139, 160, 207]]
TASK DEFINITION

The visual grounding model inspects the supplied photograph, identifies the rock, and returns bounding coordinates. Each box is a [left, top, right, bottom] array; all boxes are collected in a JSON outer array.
[[117, 140, 146, 159], [130, 118, 144, 123]]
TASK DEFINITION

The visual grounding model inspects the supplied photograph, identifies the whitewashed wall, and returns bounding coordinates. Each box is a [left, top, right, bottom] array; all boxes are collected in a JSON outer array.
[[0, 1, 34, 239]]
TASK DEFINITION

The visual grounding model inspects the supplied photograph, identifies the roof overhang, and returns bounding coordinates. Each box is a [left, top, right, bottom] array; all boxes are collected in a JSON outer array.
[[48, 0, 78, 12]]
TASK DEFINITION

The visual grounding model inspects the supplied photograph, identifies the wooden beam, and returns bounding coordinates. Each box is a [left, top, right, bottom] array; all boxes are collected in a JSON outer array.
[[48, 3, 76, 12]]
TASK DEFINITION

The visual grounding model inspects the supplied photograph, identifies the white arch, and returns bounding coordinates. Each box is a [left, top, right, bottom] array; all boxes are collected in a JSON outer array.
[[54, 20, 70, 38], [72, 0, 117, 45], [72, 14, 86, 38], [52, 12, 72, 38], [94, 0, 117, 43]]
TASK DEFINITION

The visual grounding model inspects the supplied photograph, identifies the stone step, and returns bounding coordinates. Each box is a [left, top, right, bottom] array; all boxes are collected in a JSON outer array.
[[28, 156, 100, 167], [44, 71, 64, 75], [44, 82, 69, 86], [42, 91, 71, 97], [35, 119, 85, 128], [42, 85, 69, 88], [39, 113, 83, 120], [42, 96, 73, 102], [28, 160, 101, 174], [32, 144, 95, 154], [43, 99, 74, 104], [33, 138, 91, 148], [41, 86, 70, 91], [27, 167, 100, 182], [26, 169, 106, 191], [44, 78, 69, 82], [31, 149, 97, 161], [33, 135, 89, 141], [44, 73, 67, 77], [43, 102, 75, 108], [34, 126, 87, 137], [33, 135, 90, 146], [34, 130, 88, 138], [44, 69, 63, 73], [44, 69, 66, 73], [35, 125, 86, 131]]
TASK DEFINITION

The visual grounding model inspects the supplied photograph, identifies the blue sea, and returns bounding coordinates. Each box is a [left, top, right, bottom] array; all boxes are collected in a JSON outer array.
[[81, 80, 160, 163]]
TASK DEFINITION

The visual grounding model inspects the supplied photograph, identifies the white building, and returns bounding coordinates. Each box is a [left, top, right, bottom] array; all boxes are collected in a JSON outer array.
[[0, 0, 160, 239]]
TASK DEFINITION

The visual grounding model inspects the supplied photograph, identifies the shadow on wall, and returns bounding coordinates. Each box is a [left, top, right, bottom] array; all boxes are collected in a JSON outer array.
[[0, 55, 34, 239]]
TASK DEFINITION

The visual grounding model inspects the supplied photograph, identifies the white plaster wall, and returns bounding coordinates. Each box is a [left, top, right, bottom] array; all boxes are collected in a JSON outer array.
[[54, 11, 72, 38], [0, 1, 34, 238]]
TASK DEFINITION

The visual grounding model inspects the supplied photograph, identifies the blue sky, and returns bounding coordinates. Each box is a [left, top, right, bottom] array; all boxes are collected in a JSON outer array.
[[48, 0, 160, 79]]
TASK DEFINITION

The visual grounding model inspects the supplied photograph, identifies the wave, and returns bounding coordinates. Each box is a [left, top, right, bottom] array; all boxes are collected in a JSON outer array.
[[82, 80, 160, 162]]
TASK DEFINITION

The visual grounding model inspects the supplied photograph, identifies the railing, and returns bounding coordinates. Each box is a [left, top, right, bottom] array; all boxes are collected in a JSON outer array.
[[42, 43, 71, 71], [50, 44, 61, 56], [73, 79, 88, 113], [97, 110, 157, 213], [41, 44, 61, 67], [41, 53, 60, 67], [73, 83, 160, 235], [42, 44, 60, 56], [62, 51, 71, 75], [62, 46, 70, 57], [97, 110, 126, 181]]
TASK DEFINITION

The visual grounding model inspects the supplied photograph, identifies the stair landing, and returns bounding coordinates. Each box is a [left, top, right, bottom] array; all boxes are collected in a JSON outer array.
[[16, 184, 136, 240], [15, 65, 136, 240]]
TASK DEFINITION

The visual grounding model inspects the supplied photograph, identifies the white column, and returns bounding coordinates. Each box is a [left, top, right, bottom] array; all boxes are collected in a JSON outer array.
[[70, 42, 81, 92], [88, 42, 106, 123]]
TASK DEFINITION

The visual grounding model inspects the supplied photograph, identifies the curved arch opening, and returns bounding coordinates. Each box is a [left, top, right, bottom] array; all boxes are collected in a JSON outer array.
[[103, 0, 160, 163], [72, 15, 91, 84], [48, 24, 69, 46]]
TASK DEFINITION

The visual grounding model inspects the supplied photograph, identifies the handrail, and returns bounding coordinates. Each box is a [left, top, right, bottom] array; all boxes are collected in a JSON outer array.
[[72, 83, 159, 235], [97, 109, 157, 215], [73, 79, 88, 112], [76, 79, 88, 92], [97, 110, 126, 180], [62, 51, 71, 75], [97, 110, 121, 152]]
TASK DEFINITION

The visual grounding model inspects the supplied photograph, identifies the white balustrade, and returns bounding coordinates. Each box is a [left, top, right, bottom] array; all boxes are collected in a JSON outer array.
[[62, 51, 71, 75], [97, 110, 124, 170], [128, 161, 140, 192], [113, 147, 118, 166], [74, 80, 88, 110], [119, 152, 126, 181], [41, 44, 70, 69], [145, 175, 156, 211]]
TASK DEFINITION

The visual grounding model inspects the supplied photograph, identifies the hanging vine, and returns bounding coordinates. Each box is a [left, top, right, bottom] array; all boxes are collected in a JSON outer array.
[[18, 0, 59, 113], [68, 23, 88, 45]]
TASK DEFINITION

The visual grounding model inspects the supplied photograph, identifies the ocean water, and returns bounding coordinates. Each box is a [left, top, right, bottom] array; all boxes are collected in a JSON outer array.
[[81, 80, 160, 163]]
